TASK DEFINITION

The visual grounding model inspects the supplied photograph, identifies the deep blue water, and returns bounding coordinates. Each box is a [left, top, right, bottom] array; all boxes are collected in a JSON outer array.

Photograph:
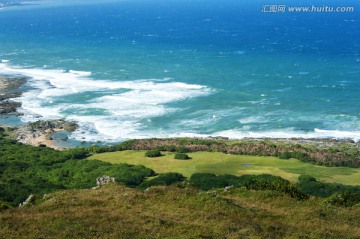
[[1, 0, 360, 143]]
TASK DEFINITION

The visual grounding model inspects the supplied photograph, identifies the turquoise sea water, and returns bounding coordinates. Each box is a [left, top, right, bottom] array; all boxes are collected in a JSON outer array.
[[1, 0, 360, 143]]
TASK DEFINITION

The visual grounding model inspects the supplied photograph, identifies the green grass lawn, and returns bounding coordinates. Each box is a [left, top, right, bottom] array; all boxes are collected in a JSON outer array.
[[88, 151, 360, 185]]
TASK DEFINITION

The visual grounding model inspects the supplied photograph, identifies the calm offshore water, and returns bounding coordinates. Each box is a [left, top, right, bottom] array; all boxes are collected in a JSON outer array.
[[1, 0, 360, 143]]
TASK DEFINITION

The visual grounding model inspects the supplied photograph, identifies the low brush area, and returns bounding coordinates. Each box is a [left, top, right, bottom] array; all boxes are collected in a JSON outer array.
[[1, 184, 360, 238], [1, 129, 360, 238]]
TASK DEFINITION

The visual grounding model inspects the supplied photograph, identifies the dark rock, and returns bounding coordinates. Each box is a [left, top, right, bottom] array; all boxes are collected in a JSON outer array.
[[0, 101, 21, 114]]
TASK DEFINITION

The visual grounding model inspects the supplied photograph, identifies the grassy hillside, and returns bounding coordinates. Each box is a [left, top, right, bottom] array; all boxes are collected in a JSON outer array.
[[88, 151, 360, 185], [1, 184, 359, 239], [1, 134, 360, 238]]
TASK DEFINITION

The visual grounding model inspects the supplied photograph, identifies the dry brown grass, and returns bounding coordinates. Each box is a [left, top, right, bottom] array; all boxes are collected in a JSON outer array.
[[1, 184, 359, 239]]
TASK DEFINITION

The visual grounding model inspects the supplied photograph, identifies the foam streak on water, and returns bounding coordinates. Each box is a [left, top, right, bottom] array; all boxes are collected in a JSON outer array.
[[0, 62, 212, 142]]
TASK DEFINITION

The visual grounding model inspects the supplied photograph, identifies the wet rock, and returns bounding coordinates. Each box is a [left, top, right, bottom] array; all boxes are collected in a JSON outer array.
[[0, 76, 27, 115], [27, 120, 78, 133], [0, 100, 21, 114]]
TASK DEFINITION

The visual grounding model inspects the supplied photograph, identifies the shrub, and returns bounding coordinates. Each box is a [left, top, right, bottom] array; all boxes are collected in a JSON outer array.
[[279, 151, 311, 161], [279, 151, 292, 159], [165, 145, 177, 152], [155, 145, 177, 152], [174, 153, 191, 160], [190, 173, 228, 191], [176, 147, 188, 153], [298, 175, 360, 198], [298, 175, 317, 183], [325, 191, 360, 207], [138, 172, 185, 189], [145, 150, 162, 158], [189, 173, 309, 200]]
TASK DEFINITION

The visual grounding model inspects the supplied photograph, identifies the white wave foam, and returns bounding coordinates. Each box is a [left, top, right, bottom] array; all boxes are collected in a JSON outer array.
[[0, 62, 212, 142], [1, 60, 9, 63], [69, 70, 92, 76]]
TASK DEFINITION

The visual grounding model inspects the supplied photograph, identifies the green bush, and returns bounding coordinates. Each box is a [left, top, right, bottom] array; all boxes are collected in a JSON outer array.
[[138, 172, 185, 189], [174, 153, 191, 160], [298, 175, 360, 198], [190, 173, 309, 200], [145, 150, 162, 158], [325, 191, 360, 207], [176, 147, 188, 153], [155, 145, 177, 152], [246, 176, 309, 200], [190, 173, 229, 191], [165, 145, 177, 152], [279, 151, 310, 160], [279, 151, 292, 159]]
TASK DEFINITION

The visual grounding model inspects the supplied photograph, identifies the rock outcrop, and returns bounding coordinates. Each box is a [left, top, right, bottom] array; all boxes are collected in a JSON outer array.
[[19, 194, 36, 207], [14, 119, 79, 150], [96, 176, 116, 187]]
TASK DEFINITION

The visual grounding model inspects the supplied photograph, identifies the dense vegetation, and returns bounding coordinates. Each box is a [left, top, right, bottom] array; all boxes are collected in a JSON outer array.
[[1, 128, 360, 208], [298, 175, 360, 199], [0, 138, 155, 206], [190, 173, 309, 200], [189, 173, 360, 205], [1, 184, 359, 239], [87, 138, 360, 168]]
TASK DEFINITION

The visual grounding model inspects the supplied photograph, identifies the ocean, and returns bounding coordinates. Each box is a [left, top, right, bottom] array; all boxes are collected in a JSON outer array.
[[1, 0, 360, 144]]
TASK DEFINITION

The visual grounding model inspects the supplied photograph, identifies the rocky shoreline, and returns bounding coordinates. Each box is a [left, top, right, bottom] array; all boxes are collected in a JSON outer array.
[[0, 76, 27, 114], [0, 76, 79, 150]]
